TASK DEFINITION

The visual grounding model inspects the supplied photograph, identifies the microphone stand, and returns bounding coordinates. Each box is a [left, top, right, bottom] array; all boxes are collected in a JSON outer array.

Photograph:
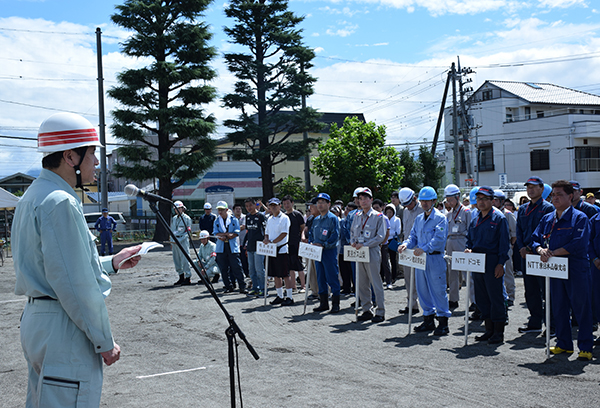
[[147, 199, 259, 408]]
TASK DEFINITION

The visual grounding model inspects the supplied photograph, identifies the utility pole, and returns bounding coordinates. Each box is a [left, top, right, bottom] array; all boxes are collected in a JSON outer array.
[[457, 57, 473, 182], [96, 28, 108, 211], [451, 63, 460, 185], [431, 71, 451, 155]]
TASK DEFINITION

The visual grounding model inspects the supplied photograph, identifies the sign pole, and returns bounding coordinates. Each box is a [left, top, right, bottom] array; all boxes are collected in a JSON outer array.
[[303, 260, 311, 315], [408, 267, 415, 335], [545, 276, 551, 359], [464, 271, 470, 346], [355, 261, 360, 321], [263, 256, 269, 306]]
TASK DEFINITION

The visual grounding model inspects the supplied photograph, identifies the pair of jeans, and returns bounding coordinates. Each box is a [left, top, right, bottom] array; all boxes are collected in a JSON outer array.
[[217, 245, 246, 290], [247, 251, 265, 292]]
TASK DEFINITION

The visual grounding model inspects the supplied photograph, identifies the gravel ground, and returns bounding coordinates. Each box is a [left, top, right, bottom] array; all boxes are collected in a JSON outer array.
[[1, 248, 600, 407]]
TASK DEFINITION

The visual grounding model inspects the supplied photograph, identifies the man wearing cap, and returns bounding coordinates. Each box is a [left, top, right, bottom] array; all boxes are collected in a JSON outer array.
[[198, 230, 220, 283], [492, 189, 517, 306], [214, 201, 247, 294], [350, 187, 387, 323], [339, 201, 358, 294], [516, 176, 555, 333], [95, 208, 117, 256], [244, 197, 267, 296], [570, 180, 599, 219], [399, 186, 451, 335], [264, 198, 295, 306], [466, 186, 510, 344], [398, 187, 423, 314], [444, 184, 472, 309], [309, 193, 341, 313], [585, 192, 597, 206], [282, 195, 306, 293], [200, 202, 216, 237], [532, 180, 593, 360], [13, 112, 142, 407], [171, 201, 193, 286]]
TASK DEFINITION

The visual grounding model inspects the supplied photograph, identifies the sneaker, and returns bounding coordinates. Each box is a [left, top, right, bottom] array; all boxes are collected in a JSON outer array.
[[281, 297, 295, 306], [247, 289, 257, 296], [239, 288, 248, 294], [371, 315, 385, 323], [255, 291, 264, 298], [270, 296, 285, 305], [357, 311, 374, 321], [299, 288, 306, 293], [386, 284, 393, 290], [181, 277, 192, 286], [223, 287, 234, 294], [578, 351, 592, 361], [469, 303, 476, 312], [518, 324, 542, 333], [549, 346, 573, 355], [399, 307, 419, 315], [211, 273, 220, 284]]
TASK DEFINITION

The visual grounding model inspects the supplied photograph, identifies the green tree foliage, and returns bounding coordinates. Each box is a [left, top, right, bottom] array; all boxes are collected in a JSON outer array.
[[418, 145, 445, 190], [276, 175, 305, 203], [312, 117, 404, 204], [109, 0, 217, 241], [398, 148, 422, 191], [222, 0, 323, 200]]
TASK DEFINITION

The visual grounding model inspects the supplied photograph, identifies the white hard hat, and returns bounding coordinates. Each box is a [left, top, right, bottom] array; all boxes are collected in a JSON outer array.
[[204, 203, 212, 209], [199, 230, 210, 239], [353, 187, 363, 198], [38, 113, 103, 157], [444, 184, 461, 197], [398, 187, 415, 206], [174, 200, 186, 209]]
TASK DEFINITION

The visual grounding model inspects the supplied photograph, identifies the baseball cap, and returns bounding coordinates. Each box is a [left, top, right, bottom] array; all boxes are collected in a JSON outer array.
[[525, 176, 544, 186], [268, 197, 281, 205], [476, 186, 494, 197], [316, 193, 331, 202], [216, 200, 228, 209], [569, 180, 582, 190], [101, 208, 108, 212]]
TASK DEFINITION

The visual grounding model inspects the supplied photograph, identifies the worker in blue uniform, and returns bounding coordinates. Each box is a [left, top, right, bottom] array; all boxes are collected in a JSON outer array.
[[570, 180, 599, 219], [531, 180, 593, 361], [95, 208, 117, 256], [589, 212, 600, 343], [309, 192, 342, 313], [516, 176, 555, 333], [466, 186, 510, 344], [399, 186, 451, 335], [13, 112, 141, 408]]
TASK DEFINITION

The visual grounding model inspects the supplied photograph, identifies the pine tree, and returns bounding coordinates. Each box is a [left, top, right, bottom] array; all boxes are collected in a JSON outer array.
[[222, 0, 323, 200], [109, 0, 217, 241]]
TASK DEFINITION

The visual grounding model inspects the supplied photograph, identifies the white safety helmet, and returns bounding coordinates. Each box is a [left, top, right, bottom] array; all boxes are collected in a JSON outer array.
[[174, 200, 186, 209], [353, 187, 363, 198], [38, 112, 103, 157], [398, 187, 415, 206], [204, 203, 212, 209], [199, 230, 210, 239], [444, 184, 461, 198]]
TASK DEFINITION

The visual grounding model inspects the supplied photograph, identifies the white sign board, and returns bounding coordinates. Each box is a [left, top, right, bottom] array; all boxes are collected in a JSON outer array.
[[526, 255, 568, 279], [498, 173, 508, 187], [452, 252, 486, 273], [343, 245, 370, 263], [397, 249, 427, 269], [298, 242, 323, 262], [256, 242, 277, 257]]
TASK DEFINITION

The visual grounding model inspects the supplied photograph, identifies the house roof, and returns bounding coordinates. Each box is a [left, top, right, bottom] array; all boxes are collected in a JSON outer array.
[[484, 80, 600, 106], [0, 172, 36, 185]]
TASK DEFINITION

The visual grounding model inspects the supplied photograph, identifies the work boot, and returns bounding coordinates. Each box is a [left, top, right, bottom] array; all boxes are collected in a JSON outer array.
[[488, 322, 505, 344], [313, 294, 329, 312], [475, 319, 494, 342], [414, 314, 436, 332], [433, 316, 449, 336], [469, 305, 482, 321], [173, 274, 185, 286], [181, 277, 192, 286], [329, 295, 340, 314]]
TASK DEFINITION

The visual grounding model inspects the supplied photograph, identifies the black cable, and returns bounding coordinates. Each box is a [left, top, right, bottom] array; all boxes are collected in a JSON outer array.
[[235, 335, 243, 408]]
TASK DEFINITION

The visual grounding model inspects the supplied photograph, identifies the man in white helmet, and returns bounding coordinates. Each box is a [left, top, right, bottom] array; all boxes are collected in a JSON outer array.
[[13, 113, 142, 408], [398, 187, 422, 314], [171, 200, 193, 286], [198, 230, 220, 283], [444, 184, 472, 309]]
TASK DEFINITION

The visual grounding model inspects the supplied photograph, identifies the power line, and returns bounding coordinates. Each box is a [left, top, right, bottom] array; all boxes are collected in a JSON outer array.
[[0, 99, 96, 116], [0, 26, 120, 39]]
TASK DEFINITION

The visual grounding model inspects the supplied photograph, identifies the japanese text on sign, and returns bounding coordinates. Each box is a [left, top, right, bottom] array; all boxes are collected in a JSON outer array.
[[526, 254, 568, 279], [452, 252, 486, 273], [256, 242, 277, 257], [344, 245, 370, 263], [298, 242, 323, 262], [397, 249, 427, 269]]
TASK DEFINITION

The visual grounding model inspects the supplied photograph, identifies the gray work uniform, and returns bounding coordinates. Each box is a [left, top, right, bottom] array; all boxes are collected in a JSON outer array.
[[402, 202, 424, 307], [13, 169, 116, 408], [350, 208, 387, 317], [171, 213, 192, 278], [445, 204, 472, 302]]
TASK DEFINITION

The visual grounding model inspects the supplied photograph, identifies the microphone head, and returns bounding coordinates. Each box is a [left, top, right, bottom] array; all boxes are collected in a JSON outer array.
[[124, 184, 139, 197]]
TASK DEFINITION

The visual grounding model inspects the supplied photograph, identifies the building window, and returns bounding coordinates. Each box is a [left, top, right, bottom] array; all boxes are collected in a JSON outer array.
[[530, 149, 550, 171], [525, 107, 531, 120], [506, 114, 513, 122], [478, 144, 494, 172], [575, 146, 600, 172], [482, 90, 492, 101], [536, 111, 544, 118]]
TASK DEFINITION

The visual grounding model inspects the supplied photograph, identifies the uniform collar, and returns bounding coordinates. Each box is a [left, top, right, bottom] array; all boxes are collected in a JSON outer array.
[[39, 168, 79, 202], [555, 205, 572, 221]]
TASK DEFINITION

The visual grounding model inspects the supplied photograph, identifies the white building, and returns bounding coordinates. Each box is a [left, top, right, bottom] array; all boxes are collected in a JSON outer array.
[[444, 80, 600, 190]]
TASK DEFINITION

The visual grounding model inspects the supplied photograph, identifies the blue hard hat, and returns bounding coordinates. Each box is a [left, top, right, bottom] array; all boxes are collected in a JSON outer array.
[[316, 192, 331, 202], [469, 187, 479, 205], [418, 186, 437, 201], [493, 189, 506, 200], [542, 184, 552, 200]]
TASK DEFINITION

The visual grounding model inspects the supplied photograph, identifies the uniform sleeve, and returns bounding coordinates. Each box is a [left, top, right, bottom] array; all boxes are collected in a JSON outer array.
[[589, 215, 600, 261], [308, 219, 315, 243], [39, 198, 114, 353], [562, 214, 590, 258], [349, 214, 359, 244], [516, 206, 525, 250], [95, 217, 101, 231], [497, 215, 510, 265], [421, 216, 448, 254], [323, 216, 339, 250], [231, 216, 240, 235], [403, 219, 419, 249], [530, 216, 546, 252], [466, 219, 473, 250]]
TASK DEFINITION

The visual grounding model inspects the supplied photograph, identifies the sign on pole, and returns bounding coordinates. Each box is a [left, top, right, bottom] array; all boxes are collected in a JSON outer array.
[[397, 249, 427, 269], [299, 242, 323, 262], [344, 245, 370, 263], [257, 242, 277, 257], [452, 252, 486, 273]]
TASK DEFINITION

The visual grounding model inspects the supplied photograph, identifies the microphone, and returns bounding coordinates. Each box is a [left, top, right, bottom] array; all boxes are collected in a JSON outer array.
[[124, 184, 173, 204]]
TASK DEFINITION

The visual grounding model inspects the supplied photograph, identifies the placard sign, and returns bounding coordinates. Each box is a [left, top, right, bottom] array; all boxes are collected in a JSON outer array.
[[298, 242, 323, 262], [452, 252, 486, 273], [397, 249, 427, 269], [343, 245, 370, 263], [526, 255, 568, 279], [256, 242, 277, 257]]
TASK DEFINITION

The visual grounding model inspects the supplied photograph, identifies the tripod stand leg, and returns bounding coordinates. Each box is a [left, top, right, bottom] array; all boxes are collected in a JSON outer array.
[[226, 326, 236, 408]]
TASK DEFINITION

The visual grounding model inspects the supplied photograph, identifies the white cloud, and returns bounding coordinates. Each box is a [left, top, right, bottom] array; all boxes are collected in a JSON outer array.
[[538, 0, 588, 8], [325, 22, 359, 37]]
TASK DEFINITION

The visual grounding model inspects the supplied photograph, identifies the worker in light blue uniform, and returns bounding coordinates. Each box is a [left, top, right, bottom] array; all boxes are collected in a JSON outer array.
[[466, 186, 510, 344], [400, 186, 451, 335], [13, 112, 141, 408], [309, 192, 341, 313], [171, 200, 193, 286], [95, 208, 117, 256], [213, 201, 247, 294], [531, 180, 593, 361]]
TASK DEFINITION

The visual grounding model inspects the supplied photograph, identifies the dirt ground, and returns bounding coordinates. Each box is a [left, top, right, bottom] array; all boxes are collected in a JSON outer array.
[[2, 248, 600, 407]]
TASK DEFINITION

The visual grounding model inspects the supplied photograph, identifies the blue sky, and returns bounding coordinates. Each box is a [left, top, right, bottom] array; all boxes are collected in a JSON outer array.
[[1, 0, 599, 178]]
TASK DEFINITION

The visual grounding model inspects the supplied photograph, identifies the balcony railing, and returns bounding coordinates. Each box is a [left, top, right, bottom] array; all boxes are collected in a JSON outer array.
[[575, 158, 600, 172]]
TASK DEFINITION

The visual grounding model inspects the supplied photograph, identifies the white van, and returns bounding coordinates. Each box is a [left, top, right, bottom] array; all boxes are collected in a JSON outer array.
[[85, 212, 127, 232]]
